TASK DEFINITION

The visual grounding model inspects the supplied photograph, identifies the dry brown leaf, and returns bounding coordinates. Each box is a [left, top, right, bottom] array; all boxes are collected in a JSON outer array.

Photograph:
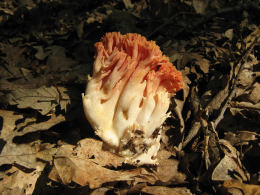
[[141, 186, 193, 195], [0, 166, 42, 195], [237, 68, 254, 88], [91, 187, 112, 195], [222, 180, 260, 195], [192, 0, 208, 15], [0, 110, 23, 141], [6, 86, 71, 115], [212, 155, 246, 181], [123, 0, 134, 9], [182, 53, 210, 74], [49, 139, 187, 189], [0, 43, 26, 78], [224, 131, 259, 146], [46, 45, 77, 72], [15, 114, 65, 137], [230, 101, 260, 111], [248, 82, 260, 104], [237, 131, 258, 144], [212, 140, 248, 182], [33, 45, 50, 60], [74, 138, 124, 167], [155, 150, 186, 184], [51, 157, 155, 189], [0, 141, 56, 169], [0, 109, 65, 139], [244, 28, 260, 49], [0, 109, 58, 168], [173, 81, 190, 134], [205, 74, 229, 112], [49, 142, 156, 189], [224, 29, 234, 40]]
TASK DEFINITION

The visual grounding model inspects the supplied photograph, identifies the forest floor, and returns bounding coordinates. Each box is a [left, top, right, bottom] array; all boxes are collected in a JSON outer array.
[[0, 0, 259, 194]]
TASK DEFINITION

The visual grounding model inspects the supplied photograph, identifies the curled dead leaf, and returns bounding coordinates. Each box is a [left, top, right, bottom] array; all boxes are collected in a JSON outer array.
[[155, 150, 186, 184], [49, 140, 157, 189], [141, 186, 193, 195], [212, 140, 248, 182], [0, 167, 42, 195], [221, 180, 260, 195]]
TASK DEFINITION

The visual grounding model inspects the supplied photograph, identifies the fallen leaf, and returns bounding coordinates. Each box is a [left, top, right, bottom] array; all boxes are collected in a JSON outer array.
[[0, 43, 26, 77], [0, 141, 54, 169], [224, 29, 234, 40], [212, 155, 246, 181], [15, 114, 65, 137], [74, 138, 124, 167], [248, 82, 260, 104], [49, 139, 186, 189], [222, 180, 260, 195], [155, 150, 186, 184], [0, 109, 59, 168], [123, 0, 134, 9], [0, 166, 42, 195], [33, 45, 50, 60], [224, 130, 259, 146], [0, 110, 23, 141], [212, 140, 248, 181], [141, 186, 193, 195], [46, 49, 77, 72], [91, 187, 111, 195], [49, 143, 156, 189], [5, 86, 71, 115], [192, 0, 208, 14], [182, 53, 210, 74]]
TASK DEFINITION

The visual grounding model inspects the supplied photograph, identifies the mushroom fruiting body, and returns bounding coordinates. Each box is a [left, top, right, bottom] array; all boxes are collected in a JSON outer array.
[[82, 32, 183, 165]]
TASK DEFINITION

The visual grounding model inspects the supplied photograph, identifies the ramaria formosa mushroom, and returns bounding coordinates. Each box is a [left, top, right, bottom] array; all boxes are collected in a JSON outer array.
[[82, 32, 183, 165]]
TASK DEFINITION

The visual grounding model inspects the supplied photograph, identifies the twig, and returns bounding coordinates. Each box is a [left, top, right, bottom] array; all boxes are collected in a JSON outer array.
[[214, 36, 260, 128], [229, 101, 260, 111], [182, 31, 260, 148], [182, 120, 201, 148]]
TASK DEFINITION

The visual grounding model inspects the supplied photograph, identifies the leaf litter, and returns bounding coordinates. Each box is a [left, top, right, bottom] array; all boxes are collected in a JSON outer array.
[[0, 0, 260, 194]]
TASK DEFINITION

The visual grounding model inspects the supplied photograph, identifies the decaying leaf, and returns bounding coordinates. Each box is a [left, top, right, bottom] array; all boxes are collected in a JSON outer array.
[[0, 167, 42, 195], [5, 86, 71, 115], [0, 109, 65, 141], [0, 109, 58, 168], [181, 53, 210, 74], [224, 29, 234, 40], [155, 150, 186, 184], [91, 187, 112, 195], [247, 82, 260, 104], [0, 141, 56, 169], [221, 180, 260, 195], [73, 138, 124, 167], [192, 0, 208, 15], [224, 130, 259, 146], [0, 110, 24, 141], [0, 43, 26, 78], [45, 45, 78, 72], [141, 186, 193, 195], [49, 138, 186, 189], [17, 114, 65, 137], [212, 140, 248, 182], [49, 141, 156, 189]]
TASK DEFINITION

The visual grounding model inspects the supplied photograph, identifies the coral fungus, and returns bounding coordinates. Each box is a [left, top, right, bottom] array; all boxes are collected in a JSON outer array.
[[82, 32, 183, 164]]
